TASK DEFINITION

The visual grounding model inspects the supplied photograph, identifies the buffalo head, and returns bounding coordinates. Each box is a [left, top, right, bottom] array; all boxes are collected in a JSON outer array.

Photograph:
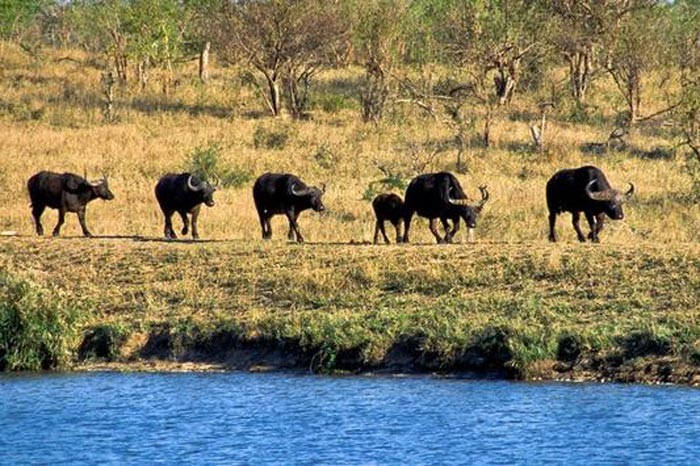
[[292, 182, 326, 212], [585, 179, 634, 220], [187, 175, 216, 207]]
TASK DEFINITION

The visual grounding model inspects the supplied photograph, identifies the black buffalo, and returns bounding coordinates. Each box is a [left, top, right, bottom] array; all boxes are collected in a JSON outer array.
[[403, 172, 489, 244], [546, 165, 634, 243], [27, 171, 114, 237], [372, 193, 404, 244], [252, 172, 325, 243], [155, 173, 216, 239]]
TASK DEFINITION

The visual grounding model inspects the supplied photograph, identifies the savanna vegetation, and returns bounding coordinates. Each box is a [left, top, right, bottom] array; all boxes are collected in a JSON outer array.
[[1, 0, 700, 382]]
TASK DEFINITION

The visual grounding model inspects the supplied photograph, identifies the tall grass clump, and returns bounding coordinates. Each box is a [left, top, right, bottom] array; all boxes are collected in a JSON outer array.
[[0, 269, 84, 371]]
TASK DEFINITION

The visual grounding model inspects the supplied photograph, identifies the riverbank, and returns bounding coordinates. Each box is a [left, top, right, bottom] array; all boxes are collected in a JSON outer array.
[[2, 237, 700, 385]]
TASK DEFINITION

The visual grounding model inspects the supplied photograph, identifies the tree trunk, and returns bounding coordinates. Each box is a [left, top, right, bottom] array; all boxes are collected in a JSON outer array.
[[199, 41, 210, 83], [137, 56, 149, 91], [567, 47, 592, 104], [266, 75, 282, 116]]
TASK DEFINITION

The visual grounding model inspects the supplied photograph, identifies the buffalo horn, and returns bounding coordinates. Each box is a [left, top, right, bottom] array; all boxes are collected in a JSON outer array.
[[624, 183, 635, 200], [187, 175, 204, 192], [585, 179, 616, 202], [291, 183, 310, 196], [476, 185, 489, 209]]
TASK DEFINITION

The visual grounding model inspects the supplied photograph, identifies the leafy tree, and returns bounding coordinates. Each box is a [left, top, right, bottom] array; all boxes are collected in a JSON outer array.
[[0, 0, 47, 41]]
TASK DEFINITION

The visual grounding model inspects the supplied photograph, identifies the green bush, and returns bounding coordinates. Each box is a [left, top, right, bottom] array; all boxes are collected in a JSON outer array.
[[0, 270, 83, 371], [253, 125, 292, 150], [183, 143, 253, 189]]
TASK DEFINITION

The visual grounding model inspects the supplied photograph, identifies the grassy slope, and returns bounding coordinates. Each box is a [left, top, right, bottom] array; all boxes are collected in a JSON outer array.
[[2, 237, 700, 381], [1, 43, 700, 381]]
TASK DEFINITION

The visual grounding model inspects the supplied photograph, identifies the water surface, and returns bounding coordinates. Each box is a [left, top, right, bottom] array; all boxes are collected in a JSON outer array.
[[1, 372, 699, 465]]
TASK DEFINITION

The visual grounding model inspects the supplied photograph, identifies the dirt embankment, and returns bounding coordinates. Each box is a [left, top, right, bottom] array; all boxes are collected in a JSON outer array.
[[75, 325, 700, 386]]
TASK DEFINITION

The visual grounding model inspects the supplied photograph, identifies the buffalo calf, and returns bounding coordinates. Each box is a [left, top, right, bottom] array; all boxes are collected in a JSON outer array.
[[253, 172, 325, 243], [372, 193, 404, 244], [546, 165, 634, 243], [27, 171, 114, 237], [155, 173, 216, 239]]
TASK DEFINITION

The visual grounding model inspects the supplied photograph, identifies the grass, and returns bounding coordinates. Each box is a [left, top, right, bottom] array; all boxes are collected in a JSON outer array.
[[1, 43, 700, 380], [1, 238, 699, 379]]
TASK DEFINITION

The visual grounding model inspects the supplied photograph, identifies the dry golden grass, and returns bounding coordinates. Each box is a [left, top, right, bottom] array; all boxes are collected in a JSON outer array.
[[1, 43, 698, 245], [2, 43, 700, 377]]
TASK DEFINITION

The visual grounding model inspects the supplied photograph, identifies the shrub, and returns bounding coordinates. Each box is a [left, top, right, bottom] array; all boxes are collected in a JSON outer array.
[[253, 125, 292, 150], [183, 143, 253, 188], [0, 270, 83, 371]]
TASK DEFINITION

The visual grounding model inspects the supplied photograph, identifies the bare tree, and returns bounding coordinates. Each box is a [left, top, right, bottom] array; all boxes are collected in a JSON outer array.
[[214, 0, 347, 118]]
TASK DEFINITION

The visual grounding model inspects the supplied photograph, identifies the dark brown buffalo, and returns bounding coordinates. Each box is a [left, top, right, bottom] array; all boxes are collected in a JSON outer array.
[[27, 171, 114, 237], [252, 172, 325, 243], [155, 173, 216, 239], [546, 165, 634, 242], [372, 193, 404, 244], [403, 172, 489, 244]]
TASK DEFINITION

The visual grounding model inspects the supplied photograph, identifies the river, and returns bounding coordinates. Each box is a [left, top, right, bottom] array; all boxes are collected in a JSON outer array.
[[1, 372, 699, 465]]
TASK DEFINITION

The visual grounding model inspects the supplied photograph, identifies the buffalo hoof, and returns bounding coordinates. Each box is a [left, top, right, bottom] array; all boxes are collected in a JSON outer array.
[[181, 227, 188, 235], [83, 232, 93, 238], [52, 231, 60, 237]]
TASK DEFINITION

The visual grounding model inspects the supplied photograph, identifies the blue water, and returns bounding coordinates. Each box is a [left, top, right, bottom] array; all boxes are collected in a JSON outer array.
[[1, 372, 699, 465]]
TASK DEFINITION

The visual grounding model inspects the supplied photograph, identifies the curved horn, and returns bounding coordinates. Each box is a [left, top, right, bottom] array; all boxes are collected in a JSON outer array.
[[624, 182, 635, 200], [187, 175, 204, 192], [585, 179, 616, 202], [446, 186, 469, 206], [320, 183, 326, 194], [291, 183, 310, 196], [476, 185, 489, 209]]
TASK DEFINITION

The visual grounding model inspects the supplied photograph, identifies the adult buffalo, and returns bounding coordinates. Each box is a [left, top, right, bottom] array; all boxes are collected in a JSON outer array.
[[27, 171, 115, 237], [252, 172, 325, 243], [402, 172, 489, 244], [155, 173, 216, 239], [546, 165, 634, 243]]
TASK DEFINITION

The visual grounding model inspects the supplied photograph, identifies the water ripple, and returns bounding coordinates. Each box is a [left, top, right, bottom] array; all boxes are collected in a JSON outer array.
[[1, 373, 699, 465]]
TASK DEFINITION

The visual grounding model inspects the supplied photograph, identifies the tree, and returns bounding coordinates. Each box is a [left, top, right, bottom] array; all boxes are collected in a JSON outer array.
[[600, 1, 669, 127], [354, 0, 408, 122], [214, 0, 347, 118], [0, 0, 47, 42], [438, 0, 551, 106]]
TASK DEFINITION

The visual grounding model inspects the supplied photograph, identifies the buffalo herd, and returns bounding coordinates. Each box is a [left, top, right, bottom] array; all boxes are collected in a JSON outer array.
[[24, 165, 634, 243]]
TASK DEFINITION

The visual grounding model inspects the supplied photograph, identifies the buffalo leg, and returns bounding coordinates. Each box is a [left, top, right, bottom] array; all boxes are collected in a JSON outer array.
[[572, 211, 586, 242], [286, 210, 303, 243], [31, 204, 45, 236], [179, 211, 190, 236], [378, 220, 390, 244], [258, 212, 271, 239], [392, 220, 402, 244], [52, 208, 66, 237], [429, 218, 444, 244], [163, 209, 176, 239], [373, 220, 382, 244], [585, 212, 599, 243], [77, 207, 92, 237], [548, 212, 557, 242], [190, 206, 201, 239], [402, 211, 414, 243], [445, 218, 460, 244]]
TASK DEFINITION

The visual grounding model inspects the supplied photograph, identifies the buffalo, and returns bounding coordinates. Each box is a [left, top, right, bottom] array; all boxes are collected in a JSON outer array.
[[372, 193, 404, 244], [403, 172, 489, 244], [253, 172, 325, 243], [155, 173, 216, 239], [546, 165, 634, 243], [27, 171, 114, 237]]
